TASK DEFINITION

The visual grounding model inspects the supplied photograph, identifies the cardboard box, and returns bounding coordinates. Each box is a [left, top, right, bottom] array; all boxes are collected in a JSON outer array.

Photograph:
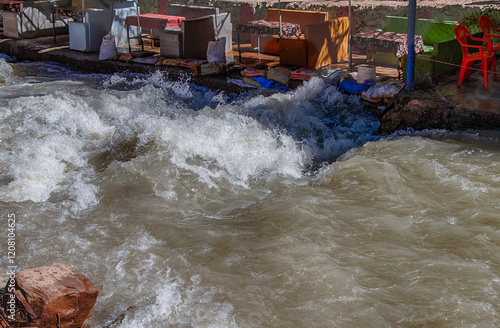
[[159, 30, 183, 58]]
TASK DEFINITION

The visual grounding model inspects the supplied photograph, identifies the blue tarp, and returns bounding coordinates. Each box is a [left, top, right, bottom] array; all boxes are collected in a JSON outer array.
[[339, 79, 373, 95]]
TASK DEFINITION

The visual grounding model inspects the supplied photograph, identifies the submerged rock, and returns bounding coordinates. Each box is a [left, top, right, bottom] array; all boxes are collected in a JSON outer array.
[[104, 306, 138, 328], [15, 263, 98, 328]]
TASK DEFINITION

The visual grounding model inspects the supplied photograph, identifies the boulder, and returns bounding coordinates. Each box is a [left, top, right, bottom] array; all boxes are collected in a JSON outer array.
[[379, 89, 452, 134], [15, 263, 99, 328]]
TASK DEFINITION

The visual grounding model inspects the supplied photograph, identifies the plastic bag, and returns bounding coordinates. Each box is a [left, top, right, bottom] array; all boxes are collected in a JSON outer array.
[[99, 34, 118, 61], [206, 37, 226, 63], [320, 68, 351, 86], [363, 80, 405, 99], [338, 78, 371, 95], [253, 77, 291, 91]]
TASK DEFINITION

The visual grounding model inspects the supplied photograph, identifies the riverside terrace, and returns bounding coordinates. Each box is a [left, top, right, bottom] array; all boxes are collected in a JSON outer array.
[[0, 0, 499, 133]]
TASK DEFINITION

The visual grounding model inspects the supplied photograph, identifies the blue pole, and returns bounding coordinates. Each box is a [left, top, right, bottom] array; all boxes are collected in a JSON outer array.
[[406, 0, 417, 90]]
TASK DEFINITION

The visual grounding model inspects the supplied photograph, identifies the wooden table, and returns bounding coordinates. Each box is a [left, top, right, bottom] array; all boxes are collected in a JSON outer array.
[[236, 20, 301, 62], [125, 14, 186, 51]]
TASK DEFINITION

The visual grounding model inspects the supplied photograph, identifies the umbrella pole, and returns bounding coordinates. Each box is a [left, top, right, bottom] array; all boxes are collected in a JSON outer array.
[[348, 0, 352, 72], [214, 0, 218, 40], [278, 0, 282, 38], [135, 0, 142, 51]]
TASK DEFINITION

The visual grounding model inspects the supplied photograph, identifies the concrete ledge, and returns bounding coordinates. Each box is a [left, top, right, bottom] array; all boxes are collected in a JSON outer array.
[[0, 35, 248, 94]]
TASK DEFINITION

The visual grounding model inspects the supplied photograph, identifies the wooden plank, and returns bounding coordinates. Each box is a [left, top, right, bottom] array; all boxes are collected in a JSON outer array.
[[0, 314, 9, 328]]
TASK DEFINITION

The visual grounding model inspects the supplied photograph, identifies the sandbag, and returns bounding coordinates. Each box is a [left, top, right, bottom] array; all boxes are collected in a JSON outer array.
[[192, 61, 226, 76], [155, 58, 183, 66], [179, 59, 207, 68], [206, 37, 226, 63], [241, 67, 267, 78], [112, 53, 133, 62], [266, 66, 291, 86], [290, 68, 317, 80], [99, 34, 118, 61]]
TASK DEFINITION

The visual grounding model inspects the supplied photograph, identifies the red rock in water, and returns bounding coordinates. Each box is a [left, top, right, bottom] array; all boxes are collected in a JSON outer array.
[[15, 263, 99, 328]]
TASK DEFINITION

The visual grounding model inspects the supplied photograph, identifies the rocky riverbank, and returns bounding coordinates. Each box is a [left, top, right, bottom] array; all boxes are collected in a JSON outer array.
[[381, 86, 500, 134]]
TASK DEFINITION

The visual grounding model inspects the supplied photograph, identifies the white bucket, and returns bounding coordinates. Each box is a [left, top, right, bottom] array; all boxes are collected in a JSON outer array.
[[357, 65, 376, 84]]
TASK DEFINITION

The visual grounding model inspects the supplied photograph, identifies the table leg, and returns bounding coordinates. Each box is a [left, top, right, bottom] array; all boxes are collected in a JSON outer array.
[[127, 25, 131, 52], [52, 12, 56, 43], [238, 30, 241, 63], [19, 10, 23, 39], [398, 58, 402, 80]]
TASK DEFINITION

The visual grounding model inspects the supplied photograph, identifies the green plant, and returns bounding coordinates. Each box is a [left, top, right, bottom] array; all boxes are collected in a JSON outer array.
[[460, 7, 500, 33]]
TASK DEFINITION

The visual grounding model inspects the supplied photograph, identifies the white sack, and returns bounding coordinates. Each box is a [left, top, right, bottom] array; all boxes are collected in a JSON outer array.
[[99, 34, 118, 61], [207, 37, 226, 63]]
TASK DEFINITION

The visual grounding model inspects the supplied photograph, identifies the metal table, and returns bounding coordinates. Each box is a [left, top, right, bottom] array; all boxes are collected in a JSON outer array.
[[125, 14, 185, 52]]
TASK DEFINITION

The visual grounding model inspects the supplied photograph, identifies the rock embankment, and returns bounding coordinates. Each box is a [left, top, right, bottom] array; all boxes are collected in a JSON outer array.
[[379, 88, 500, 134]]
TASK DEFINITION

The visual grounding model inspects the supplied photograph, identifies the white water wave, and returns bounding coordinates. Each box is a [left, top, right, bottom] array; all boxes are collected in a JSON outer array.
[[115, 271, 237, 328], [130, 108, 308, 190], [0, 91, 114, 210], [0, 58, 14, 84], [240, 77, 380, 163]]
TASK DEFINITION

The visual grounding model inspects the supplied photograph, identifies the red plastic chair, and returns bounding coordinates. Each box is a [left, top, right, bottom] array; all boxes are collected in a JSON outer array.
[[478, 15, 500, 52], [454, 25, 497, 90]]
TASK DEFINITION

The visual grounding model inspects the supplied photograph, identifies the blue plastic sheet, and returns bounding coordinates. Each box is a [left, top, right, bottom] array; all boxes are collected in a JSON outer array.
[[253, 77, 291, 92], [339, 79, 372, 95]]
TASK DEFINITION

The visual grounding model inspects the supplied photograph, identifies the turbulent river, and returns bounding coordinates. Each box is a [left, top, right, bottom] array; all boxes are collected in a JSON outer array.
[[1, 57, 500, 327]]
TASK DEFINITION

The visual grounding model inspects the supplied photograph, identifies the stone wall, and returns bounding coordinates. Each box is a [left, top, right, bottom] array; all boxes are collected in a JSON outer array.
[[157, 0, 500, 37]]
